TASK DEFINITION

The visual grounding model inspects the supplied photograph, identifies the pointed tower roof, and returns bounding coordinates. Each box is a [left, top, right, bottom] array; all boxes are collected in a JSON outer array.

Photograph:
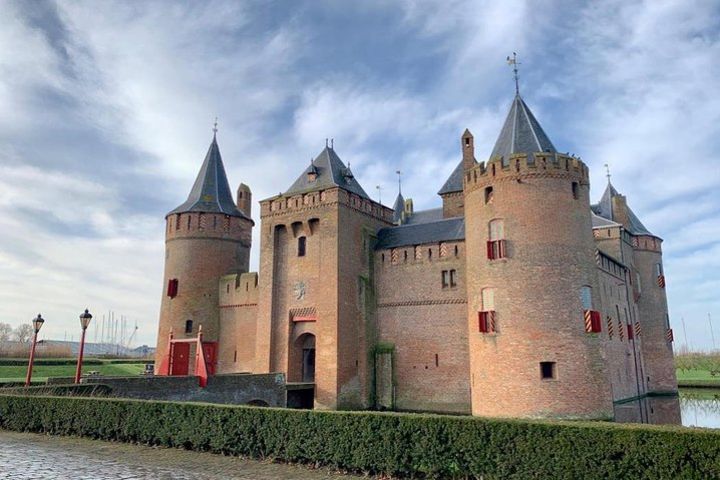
[[490, 95, 557, 159], [591, 181, 653, 236], [168, 135, 249, 219], [392, 191, 405, 223], [438, 160, 464, 195], [284, 146, 370, 199]]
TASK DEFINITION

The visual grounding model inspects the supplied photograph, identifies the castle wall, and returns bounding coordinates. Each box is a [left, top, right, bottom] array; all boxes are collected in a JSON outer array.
[[374, 241, 470, 413], [633, 235, 677, 392], [156, 212, 252, 369], [255, 187, 392, 410], [464, 154, 613, 419], [217, 272, 259, 374]]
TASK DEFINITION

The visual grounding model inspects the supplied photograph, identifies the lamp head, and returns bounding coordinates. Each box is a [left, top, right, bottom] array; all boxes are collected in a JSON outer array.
[[32, 314, 44, 334], [79, 309, 93, 330]]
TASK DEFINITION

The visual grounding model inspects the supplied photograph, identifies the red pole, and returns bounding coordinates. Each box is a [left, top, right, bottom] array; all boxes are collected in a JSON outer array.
[[25, 332, 38, 387], [74, 327, 87, 384]]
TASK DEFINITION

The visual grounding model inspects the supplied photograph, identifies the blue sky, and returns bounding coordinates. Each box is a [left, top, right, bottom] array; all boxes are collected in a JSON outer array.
[[1, 0, 719, 349]]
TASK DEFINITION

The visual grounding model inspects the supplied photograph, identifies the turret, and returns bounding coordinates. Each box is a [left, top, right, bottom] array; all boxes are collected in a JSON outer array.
[[463, 94, 612, 419], [155, 132, 254, 372], [237, 183, 252, 218]]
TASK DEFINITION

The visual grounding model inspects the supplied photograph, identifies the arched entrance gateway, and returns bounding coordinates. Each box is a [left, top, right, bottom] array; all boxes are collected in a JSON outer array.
[[286, 332, 316, 409]]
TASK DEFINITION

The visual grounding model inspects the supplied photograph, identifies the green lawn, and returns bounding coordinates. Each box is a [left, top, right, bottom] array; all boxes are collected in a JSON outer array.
[[0, 363, 146, 383], [676, 368, 720, 387]]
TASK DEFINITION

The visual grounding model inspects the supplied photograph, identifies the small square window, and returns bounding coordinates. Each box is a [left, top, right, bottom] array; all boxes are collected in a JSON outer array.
[[540, 361, 556, 380], [441, 270, 449, 288]]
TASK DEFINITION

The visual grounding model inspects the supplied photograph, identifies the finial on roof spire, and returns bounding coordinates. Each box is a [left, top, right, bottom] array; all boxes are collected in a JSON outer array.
[[331, 138, 334, 149], [506, 52, 521, 95], [325, 138, 328, 148], [212, 117, 218, 138], [396, 170, 402, 194], [376, 185, 382, 204], [604, 163, 611, 184]]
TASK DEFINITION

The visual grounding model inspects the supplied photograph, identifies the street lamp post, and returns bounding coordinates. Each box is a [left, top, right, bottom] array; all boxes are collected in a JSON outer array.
[[74, 309, 93, 384], [25, 314, 45, 387]]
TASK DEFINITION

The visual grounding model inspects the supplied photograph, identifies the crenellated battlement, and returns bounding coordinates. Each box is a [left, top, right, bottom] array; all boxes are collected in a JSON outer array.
[[165, 211, 252, 246], [464, 153, 589, 193], [260, 187, 393, 223], [219, 272, 259, 308]]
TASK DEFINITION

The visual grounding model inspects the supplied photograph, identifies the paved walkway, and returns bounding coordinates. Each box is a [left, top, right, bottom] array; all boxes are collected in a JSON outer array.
[[0, 430, 364, 479]]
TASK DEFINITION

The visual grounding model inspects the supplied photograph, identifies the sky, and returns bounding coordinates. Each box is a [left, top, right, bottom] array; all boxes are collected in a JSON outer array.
[[0, 0, 718, 349]]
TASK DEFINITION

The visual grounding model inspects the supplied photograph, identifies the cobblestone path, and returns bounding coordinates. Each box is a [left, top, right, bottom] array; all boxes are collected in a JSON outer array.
[[0, 430, 364, 479]]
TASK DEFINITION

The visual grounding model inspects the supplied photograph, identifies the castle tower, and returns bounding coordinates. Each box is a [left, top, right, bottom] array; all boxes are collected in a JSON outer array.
[[155, 132, 254, 370], [594, 182, 677, 393], [463, 94, 613, 419], [254, 145, 392, 409]]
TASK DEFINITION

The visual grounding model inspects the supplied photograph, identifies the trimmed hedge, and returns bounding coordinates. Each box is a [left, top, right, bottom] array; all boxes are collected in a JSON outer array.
[[0, 384, 111, 397], [0, 396, 718, 478]]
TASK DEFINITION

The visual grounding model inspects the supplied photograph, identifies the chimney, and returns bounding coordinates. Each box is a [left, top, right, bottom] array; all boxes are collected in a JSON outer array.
[[462, 129, 475, 170]]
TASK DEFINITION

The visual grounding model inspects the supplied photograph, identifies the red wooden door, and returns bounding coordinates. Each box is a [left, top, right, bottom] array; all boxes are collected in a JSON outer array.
[[170, 342, 190, 376], [202, 342, 218, 375]]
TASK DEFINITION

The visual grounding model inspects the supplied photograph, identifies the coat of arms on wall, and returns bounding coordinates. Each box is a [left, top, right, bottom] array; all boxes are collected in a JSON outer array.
[[294, 281, 306, 300]]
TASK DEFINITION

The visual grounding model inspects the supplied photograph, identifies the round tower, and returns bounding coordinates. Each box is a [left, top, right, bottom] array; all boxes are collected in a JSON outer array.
[[155, 134, 253, 369], [463, 95, 612, 419]]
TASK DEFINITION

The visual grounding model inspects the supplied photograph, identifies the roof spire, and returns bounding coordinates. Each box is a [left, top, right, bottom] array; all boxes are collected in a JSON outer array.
[[604, 163, 611, 184], [506, 52, 521, 96], [396, 169, 402, 194]]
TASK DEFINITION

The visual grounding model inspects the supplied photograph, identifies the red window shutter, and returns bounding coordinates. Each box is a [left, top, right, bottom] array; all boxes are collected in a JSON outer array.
[[486, 241, 494, 260], [591, 311, 601, 333], [657, 275, 666, 289], [167, 279, 178, 298], [478, 312, 488, 333], [498, 240, 506, 259]]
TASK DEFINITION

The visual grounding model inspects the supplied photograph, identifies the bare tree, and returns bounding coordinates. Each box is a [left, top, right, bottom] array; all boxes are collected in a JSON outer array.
[[0, 322, 12, 342], [13, 324, 34, 343]]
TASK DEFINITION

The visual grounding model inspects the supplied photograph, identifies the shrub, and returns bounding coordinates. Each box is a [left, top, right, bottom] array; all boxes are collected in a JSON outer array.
[[0, 395, 718, 479]]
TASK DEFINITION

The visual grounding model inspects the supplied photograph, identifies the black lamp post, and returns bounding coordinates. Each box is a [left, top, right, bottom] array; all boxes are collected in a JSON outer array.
[[25, 314, 45, 386], [74, 309, 93, 384]]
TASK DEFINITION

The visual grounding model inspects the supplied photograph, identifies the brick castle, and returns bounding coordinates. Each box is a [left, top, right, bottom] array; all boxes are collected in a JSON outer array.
[[155, 91, 680, 422]]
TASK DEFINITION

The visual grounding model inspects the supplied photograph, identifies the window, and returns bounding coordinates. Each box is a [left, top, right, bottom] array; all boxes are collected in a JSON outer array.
[[656, 263, 665, 288], [655, 263, 663, 276], [185, 319, 193, 334], [487, 219, 506, 260], [167, 279, 179, 298], [484, 186, 494, 204], [540, 361, 556, 380], [580, 286, 592, 310], [298, 236, 306, 257], [636, 272, 642, 294], [442, 269, 457, 288], [478, 288, 496, 333], [572, 182, 579, 199]]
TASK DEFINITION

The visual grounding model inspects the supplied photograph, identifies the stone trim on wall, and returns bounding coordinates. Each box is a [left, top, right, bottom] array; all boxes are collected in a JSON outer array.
[[378, 298, 466, 308]]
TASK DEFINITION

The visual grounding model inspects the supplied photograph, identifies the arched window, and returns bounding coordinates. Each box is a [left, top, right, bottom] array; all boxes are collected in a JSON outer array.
[[580, 286, 592, 310], [489, 219, 504, 240], [185, 319, 193, 334], [298, 236, 306, 257]]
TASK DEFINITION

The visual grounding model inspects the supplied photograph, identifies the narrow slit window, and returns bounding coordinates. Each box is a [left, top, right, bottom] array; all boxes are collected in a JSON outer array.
[[572, 182, 579, 199], [449, 269, 457, 287], [185, 319, 193, 334], [298, 236, 306, 257]]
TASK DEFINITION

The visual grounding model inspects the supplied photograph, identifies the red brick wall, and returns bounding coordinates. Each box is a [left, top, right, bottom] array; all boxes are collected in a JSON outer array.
[[375, 241, 471, 413], [464, 154, 613, 419], [217, 272, 259, 373]]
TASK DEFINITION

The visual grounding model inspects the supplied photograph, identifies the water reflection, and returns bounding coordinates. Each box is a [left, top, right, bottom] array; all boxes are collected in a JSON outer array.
[[680, 388, 720, 429]]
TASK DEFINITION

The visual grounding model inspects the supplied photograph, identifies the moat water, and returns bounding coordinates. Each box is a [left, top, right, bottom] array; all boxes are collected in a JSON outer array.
[[680, 388, 720, 429]]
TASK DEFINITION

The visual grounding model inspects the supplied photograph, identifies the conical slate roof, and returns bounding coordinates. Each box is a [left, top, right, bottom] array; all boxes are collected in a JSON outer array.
[[392, 191, 405, 223], [168, 135, 248, 219], [490, 95, 557, 159], [438, 159, 464, 195], [591, 182, 653, 236], [285, 147, 370, 199]]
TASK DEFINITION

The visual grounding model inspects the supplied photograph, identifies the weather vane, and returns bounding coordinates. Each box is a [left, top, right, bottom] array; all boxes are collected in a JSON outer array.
[[213, 117, 218, 135], [604, 163, 611, 183], [396, 170, 402, 194], [506, 52, 521, 95]]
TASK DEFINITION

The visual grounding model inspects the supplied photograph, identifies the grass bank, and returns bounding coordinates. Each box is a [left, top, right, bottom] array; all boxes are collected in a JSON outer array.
[[0, 395, 718, 479], [0, 363, 145, 383]]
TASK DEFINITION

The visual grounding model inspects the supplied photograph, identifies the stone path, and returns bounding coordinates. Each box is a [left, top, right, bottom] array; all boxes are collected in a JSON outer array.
[[0, 430, 365, 479]]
